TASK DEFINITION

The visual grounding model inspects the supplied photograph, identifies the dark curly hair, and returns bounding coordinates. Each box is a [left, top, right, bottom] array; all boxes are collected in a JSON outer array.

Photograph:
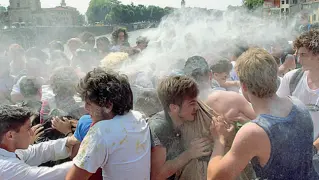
[[0, 105, 35, 142], [50, 66, 79, 96], [77, 68, 133, 115], [294, 30, 319, 55], [19, 77, 41, 98], [111, 27, 129, 46]]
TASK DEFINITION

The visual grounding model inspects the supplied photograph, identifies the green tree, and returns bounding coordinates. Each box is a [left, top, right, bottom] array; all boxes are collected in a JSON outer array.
[[87, 0, 170, 24], [243, 0, 264, 10]]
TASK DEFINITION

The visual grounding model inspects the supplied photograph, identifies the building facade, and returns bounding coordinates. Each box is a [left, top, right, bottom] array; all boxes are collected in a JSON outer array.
[[8, 0, 80, 26]]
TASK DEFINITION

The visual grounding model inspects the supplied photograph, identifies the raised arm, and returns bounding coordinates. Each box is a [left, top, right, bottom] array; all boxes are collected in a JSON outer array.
[[16, 137, 71, 166], [207, 122, 269, 180]]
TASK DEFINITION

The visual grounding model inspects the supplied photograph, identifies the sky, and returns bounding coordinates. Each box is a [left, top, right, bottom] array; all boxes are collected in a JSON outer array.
[[0, 0, 243, 14]]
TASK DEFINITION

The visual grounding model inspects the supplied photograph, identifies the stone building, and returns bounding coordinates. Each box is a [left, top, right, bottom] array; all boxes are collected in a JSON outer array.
[[8, 0, 81, 26]]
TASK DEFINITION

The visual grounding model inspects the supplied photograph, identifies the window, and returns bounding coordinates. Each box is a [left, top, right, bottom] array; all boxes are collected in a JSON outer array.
[[281, 8, 285, 13], [282, 0, 285, 4], [286, 8, 289, 14], [293, 0, 297, 4], [314, 14, 317, 21], [17, 3, 20, 8], [286, 0, 289, 4]]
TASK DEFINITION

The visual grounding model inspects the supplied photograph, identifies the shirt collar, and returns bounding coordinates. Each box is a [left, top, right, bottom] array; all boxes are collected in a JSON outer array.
[[0, 148, 16, 158]]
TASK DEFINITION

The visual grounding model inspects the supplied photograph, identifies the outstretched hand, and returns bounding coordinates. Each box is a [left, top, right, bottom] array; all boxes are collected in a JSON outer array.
[[30, 124, 44, 145], [210, 116, 235, 143]]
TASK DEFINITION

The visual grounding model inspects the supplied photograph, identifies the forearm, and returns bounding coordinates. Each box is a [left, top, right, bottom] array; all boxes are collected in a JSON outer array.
[[10, 161, 73, 180], [16, 137, 70, 166], [208, 140, 226, 180], [154, 151, 192, 179], [221, 81, 239, 88]]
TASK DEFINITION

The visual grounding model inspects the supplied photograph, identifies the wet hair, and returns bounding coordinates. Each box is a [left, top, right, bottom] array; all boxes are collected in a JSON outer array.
[[210, 58, 233, 74], [78, 32, 95, 45], [236, 48, 278, 98], [50, 66, 79, 96], [294, 29, 319, 55], [233, 44, 249, 58], [19, 77, 41, 98], [77, 68, 133, 115], [97, 37, 110, 45], [184, 56, 210, 82], [111, 28, 129, 45], [67, 38, 83, 50], [96, 37, 111, 52], [136, 36, 149, 45], [157, 76, 198, 111], [134, 89, 162, 117], [0, 105, 34, 142]]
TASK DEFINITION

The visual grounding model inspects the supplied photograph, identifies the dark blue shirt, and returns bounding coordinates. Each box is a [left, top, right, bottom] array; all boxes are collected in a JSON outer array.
[[251, 97, 319, 180]]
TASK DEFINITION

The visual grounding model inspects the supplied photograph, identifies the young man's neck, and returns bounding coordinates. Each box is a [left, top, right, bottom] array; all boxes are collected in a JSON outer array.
[[307, 70, 319, 84], [92, 112, 116, 124], [168, 112, 184, 129], [249, 95, 284, 116], [0, 143, 15, 152]]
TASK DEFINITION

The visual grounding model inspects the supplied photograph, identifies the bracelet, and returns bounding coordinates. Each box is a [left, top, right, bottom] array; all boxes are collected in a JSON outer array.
[[65, 132, 73, 137]]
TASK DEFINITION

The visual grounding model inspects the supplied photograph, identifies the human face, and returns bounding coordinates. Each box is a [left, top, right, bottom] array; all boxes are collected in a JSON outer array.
[[11, 119, 32, 149], [118, 32, 125, 43], [213, 72, 229, 85], [297, 47, 319, 71], [177, 96, 198, 121], [138, 42, 148, 51], [97, 40, 108, 52], [84, 100, 112, 122]]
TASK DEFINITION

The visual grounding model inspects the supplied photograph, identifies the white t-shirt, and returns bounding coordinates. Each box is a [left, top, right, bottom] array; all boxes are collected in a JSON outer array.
[[73, 110, 151, 180], [277, 69, 319, 140]]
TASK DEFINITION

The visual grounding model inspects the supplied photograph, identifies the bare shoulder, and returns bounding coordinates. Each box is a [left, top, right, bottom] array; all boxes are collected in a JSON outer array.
[[206, 91, 248, 107], [232, 122, 269, 153]]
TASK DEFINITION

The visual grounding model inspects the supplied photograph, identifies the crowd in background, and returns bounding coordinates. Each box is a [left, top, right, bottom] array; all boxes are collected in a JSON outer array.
[[0, 25, 318, 180]]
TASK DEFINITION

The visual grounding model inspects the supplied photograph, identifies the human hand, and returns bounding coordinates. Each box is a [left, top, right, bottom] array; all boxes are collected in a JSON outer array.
[[70, 119, 78, 132], [187, 138, 212, 159], [51, 117, 72, 135], [30, 124, 44, 145], [210, 116, 235, 143]]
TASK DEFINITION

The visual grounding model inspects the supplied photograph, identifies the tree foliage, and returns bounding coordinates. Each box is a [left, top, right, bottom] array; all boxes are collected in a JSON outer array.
[[86, 0, 172, 24], [243, 0, 264, 10]]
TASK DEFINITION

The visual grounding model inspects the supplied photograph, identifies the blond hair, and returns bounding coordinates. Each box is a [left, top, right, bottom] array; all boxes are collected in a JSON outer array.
[[100, 52, 129, 70], [235, 48, 278, 98]]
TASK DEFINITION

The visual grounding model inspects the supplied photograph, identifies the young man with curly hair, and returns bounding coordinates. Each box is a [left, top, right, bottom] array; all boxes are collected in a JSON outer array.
[[277, 30, 319, 173], [207, 48, 318, 180], [66, 68, 151, 180]]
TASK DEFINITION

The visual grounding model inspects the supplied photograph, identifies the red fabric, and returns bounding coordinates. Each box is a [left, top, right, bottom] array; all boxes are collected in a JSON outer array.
[[89, 168, 103, 180]]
